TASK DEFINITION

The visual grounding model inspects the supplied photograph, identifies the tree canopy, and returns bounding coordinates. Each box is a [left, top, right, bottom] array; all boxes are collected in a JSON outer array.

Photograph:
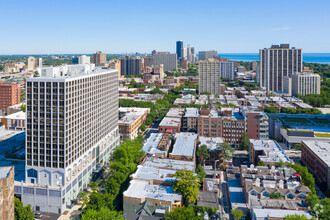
[[239, 132, 249, 151], [197, 144, 210, 164], [173, 169, 200, 205], [231, 209, 246, 220], [14, 197, 34, 220]]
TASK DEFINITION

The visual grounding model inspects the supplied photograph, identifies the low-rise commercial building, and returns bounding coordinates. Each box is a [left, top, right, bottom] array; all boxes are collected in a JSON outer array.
[[159, 117, 181, 133], [142, 132, 172, 158], [169, 133, 198, 161], [119, 107, 150, 140], [249, 139, 291, 166], [0, 111, 25, 130], [301, 140, 330, 190], [182, 108, 199, 132]]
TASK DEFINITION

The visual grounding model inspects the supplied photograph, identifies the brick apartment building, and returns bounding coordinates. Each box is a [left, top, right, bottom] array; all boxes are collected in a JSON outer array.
[[0, 82, 21, 115]]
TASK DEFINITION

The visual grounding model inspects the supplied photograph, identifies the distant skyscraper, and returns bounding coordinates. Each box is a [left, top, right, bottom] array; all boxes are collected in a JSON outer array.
[[152, 50, 157, 56], [78, 55, 91, 64], [93, 51, 106, 66], [259, 44, 302, 91], [176, 41, 183, 60], [153, 53, 177, 72], [19, 64, 120, 214], [220, 62, 235, 80], [120, 56, 142, 76], [27, 56, 42, 70], [198, 50, 218, 61], [144, 56, 154, 68]]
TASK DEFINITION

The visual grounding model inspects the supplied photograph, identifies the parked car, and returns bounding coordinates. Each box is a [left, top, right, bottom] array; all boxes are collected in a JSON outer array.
[[34, 212, 42, 219]]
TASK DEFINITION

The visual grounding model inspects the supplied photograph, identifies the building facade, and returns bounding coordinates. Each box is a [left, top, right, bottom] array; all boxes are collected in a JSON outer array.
[[199, 60, 221, 95], [292, 72, 321, 96], [28, 56, 42, 70], [301, 140, 330, 190], [93, 51, 106, 66], [120, 56, 142, 76], [0, 82, 21, 115], [16, 64, 120, 214], [153, 53, 177, 72], [259, 44, 302, 92], [198, 51, 217, 61], [0, 166, 14, 220], [220, 62, 235, 80], [242, 107, 269, 140], [78, 55, 91, 64]]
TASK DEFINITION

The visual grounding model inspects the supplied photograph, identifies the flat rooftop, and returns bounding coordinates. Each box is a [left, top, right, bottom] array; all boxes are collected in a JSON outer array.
[[132, 165, 176, 182], [184, 108, 199, 118], [143, 157, 195, 171], [119, 114, 140, 124], [166, 108, 185, 118], [199, 137, 224, 151], [0, 166, 13, 180], [159, 117, 181, 127], [0, 111, 26, 120], [171, 133, 198, 157], [302, 140, 330, 166], [143, 133, 166, 155], [123, 180, 182, 203], [250, 139, 291, 163], [252, 208, 313, 219]]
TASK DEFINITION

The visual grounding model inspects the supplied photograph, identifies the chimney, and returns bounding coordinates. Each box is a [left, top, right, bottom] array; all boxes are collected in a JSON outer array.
[[255, 178, 260, 187], [279, 180, 284, 189]]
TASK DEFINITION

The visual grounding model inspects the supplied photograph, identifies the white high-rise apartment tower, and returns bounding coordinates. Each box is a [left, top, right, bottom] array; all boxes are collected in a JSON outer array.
[[15, 64, 120, 214], [259, 44, 302, 91], [78, 55, 91, 64]]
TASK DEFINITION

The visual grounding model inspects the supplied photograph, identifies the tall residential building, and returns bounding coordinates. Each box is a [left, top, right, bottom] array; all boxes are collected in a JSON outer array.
[[120, 56, 142, 76], [28, 56, 43, 70], [17, 64, 120, 214], [292, 72, 320, 96], [176, 40, 183, 60], [0, 166, 14, 220], [78, 55, 91, 64], [199, 60, 221, 95], [153, 53, 177, 72], [109, 59, 121, 78], [259, 44, 302, 92], [198, 50, 218, 61], [0, 82, 21, 115], [93, 51, 106, 66], [220, 62, 235, 80], [143, 55, 154, 68]]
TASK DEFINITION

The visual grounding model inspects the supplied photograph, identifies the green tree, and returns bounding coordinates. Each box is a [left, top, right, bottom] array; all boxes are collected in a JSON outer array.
[[82, 207, 123, 220], [239, 133, 249, 151], [79, 191, 88, 203], [14, 197, 34, 220], [257, 160, 266, 166], [165, 206, 201, 220], [284, 214, 311, 220], [264, 106, 279, 113], [173, 169, 200, 205], [89, 182, 98, 192], [231, 209, 246, 220], [197, 144, 210, 165], [275, 159, 285, 168], [270, 192, 284, 199], [196, 164, 206, 186], [20, 104, 26, 112], [140, 124, 146, 132], [217, 143, 234, 169]]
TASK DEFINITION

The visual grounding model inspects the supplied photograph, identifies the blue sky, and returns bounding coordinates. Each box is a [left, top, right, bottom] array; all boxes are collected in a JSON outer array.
[[1, 0, 329, 54]]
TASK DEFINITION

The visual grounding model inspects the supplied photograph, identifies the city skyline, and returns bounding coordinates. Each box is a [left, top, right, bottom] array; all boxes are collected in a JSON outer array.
[[1, 0, 330, 54]]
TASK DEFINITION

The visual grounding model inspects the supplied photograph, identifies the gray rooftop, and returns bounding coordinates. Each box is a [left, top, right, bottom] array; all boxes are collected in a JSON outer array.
[[171, 133, 198, 157], [302, 140, 330, 166], [0, 166, 13, 180], [143, 157, 195, 171]]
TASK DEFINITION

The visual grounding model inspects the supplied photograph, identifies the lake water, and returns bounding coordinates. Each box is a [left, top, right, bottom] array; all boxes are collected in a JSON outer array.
[[218, 53, 330, 64]]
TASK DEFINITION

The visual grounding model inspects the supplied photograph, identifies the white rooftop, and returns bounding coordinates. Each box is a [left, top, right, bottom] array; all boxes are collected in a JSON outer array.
[[132, 165, 176, 182], [159, 117, 181, 127], [171, 133, 198, 157], [184, 108, 199, 118], [252, 208, 313, 219], [143, 157, 195, 171], [0, 111, 26, 120], [143, 133, 167, 155], [123, 180, 182, 203], [0, 166, 12, 180], [302, 140, 330, 166], [199, 137, 224, 151], [250, 139, 291, 163]]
